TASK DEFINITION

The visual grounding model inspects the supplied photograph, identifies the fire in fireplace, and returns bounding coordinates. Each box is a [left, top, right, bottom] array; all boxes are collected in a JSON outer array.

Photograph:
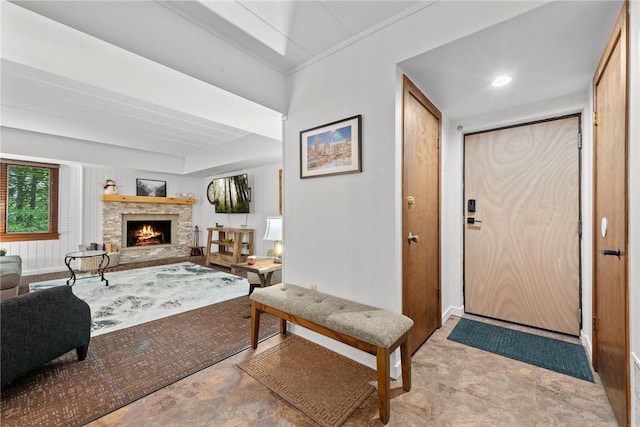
[[127, 220, 172, 247]]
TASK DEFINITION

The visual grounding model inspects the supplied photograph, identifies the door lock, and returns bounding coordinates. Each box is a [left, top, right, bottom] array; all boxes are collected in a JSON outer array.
[[408, 232, 419, 244], [467, 199, 476, 213], [598, 248, 621, 258]]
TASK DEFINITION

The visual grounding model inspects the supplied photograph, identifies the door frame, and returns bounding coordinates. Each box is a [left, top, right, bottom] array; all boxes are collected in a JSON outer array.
[[462, 114, 583, 333]]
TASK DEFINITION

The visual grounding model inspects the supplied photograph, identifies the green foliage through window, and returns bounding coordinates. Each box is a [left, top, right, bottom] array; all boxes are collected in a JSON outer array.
[[6, 165, 51, 233]]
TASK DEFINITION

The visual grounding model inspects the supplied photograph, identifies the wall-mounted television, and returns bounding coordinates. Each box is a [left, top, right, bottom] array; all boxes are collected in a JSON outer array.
[[207, 174, 250, 213]]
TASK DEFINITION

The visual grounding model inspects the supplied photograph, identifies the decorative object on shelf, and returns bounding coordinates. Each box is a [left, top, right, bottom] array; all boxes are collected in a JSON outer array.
[[263, 216, 283, 263], [136, 178, 167, 197], [175, 191, 194, 198], [103, 179, 117, 194], [300, 114, 362, 178]]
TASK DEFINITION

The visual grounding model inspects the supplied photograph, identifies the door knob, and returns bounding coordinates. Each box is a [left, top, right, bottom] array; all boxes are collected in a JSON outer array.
[[408, 232, 419, 244], [407, 196, 415, 206]]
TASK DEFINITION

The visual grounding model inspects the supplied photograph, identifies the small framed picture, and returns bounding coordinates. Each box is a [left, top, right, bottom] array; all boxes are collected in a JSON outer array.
[[300, 115, 362, 178], [136, 179, 167, 197]]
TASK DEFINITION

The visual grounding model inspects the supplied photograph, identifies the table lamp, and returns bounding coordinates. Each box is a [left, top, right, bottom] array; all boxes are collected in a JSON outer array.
[[263, 216, 283, 263]]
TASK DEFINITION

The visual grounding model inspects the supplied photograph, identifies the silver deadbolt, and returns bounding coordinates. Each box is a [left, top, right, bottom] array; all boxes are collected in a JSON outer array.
[[408, 232, 419, 244]]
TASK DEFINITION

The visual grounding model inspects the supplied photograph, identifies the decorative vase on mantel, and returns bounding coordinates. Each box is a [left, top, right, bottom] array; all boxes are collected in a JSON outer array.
[[104, 179, 118, 195]]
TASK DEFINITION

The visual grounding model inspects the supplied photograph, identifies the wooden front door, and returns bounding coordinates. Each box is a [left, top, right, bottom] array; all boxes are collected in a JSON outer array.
[[464, 115, 581, 335], [593, 3, 630, 425], [402, 75, 441, 355]]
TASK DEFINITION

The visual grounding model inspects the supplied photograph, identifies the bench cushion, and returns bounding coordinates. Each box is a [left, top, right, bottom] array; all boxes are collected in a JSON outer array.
[[250, 283, 413, 348]]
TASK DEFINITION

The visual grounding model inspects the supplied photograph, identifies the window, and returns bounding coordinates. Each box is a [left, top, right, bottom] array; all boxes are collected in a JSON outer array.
[[1, 160, 59, 242]]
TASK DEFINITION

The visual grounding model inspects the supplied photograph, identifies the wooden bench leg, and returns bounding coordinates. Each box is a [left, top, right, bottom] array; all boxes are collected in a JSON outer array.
[[400, 337, 411, 391], [250, 301, 260, 349], [279, 318, 287, 335], [376, 346, 391, 424]]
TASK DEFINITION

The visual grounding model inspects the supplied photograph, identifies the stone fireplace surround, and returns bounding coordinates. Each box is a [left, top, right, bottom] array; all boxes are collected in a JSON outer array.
[[102, 197, 194, 264]]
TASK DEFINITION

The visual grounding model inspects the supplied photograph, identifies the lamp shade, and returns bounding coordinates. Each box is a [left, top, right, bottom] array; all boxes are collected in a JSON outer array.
[[263, 217, 282, 241]]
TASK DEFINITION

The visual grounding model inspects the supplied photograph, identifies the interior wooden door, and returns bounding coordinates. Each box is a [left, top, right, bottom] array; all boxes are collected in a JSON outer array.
[[593, 3, 629, 425], [402, 75, 441, 355], [464, 116, 580, 335]]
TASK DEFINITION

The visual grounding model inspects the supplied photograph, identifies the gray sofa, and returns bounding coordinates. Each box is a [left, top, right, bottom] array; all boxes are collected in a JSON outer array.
[[1, 285, 91, 387], [0, 255, 22, 300]]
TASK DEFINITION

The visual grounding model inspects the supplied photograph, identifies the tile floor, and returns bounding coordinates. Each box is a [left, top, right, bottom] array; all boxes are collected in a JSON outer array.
[[22, 260, 618, 426], [86, 317, 616, 426]]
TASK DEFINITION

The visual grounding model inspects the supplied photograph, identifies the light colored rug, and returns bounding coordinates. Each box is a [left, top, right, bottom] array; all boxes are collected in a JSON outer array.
[[29, 262, 249, 336], [238, 336, 377, 427]]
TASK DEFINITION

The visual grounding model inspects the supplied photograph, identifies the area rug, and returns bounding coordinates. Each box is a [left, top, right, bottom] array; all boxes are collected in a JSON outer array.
[[447, 318, 594, 382], [29, 262, 249, 336], [0, 296, 280, 427], [238, 336, 376, 427]]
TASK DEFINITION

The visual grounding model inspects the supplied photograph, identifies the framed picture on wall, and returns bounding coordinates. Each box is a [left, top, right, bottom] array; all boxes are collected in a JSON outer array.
[[136, 179, 166, 197], [300, 115, 362, 178]]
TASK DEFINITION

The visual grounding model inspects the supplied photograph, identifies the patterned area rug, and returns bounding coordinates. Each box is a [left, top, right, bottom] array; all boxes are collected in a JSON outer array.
[[0, 296, 280, 427], [29, 262, 249, 335], [448, 318, 594, 382], [238, 336, 376, 427]]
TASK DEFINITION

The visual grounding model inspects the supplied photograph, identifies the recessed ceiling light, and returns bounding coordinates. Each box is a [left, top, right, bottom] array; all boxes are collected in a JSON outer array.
[[492, 75, 512, 87]]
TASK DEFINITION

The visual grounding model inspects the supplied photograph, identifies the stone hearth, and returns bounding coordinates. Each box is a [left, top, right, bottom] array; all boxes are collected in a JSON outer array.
[[102, 199, 193, 264]]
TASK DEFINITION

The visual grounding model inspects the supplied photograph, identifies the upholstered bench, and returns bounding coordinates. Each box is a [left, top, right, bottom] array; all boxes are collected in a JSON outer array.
[[249, 283, 414, 424]]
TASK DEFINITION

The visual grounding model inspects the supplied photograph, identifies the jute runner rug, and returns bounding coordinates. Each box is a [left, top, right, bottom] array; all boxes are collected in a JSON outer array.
[[1, 296, 279, 427], [238, 336, 376, 427]]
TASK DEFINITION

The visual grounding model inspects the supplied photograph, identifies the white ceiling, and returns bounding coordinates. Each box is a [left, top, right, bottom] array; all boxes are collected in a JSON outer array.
[[401, 0, 622, 121], [162, 0, 428, 74], [1, 1, 623, 175]]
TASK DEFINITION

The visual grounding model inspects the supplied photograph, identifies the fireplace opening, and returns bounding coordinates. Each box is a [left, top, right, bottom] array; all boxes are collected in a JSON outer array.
[[126, 220, 172, 247]]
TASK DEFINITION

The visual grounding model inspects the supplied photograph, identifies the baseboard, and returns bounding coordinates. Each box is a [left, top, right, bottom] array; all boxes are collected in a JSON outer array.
[[442, 305, 464, 324], [23, 266, 68, 276], [633, 352, 640, 427], [580, 332, 594, 364]]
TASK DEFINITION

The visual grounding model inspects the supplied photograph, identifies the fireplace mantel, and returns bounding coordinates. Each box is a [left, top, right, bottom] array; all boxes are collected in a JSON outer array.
[[101, 195, 196, 205]]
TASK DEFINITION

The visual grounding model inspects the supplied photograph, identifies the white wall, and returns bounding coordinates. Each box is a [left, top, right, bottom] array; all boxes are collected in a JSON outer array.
[[283, 1, 546, 370]]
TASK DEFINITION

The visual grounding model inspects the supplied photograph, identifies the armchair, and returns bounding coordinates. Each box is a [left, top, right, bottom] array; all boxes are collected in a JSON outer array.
[[0, 254, 22, 300], [1, 285, 91, 387]]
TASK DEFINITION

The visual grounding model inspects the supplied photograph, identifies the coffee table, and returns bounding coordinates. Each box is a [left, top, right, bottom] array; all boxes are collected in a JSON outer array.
[[64, 250, 110, 286]]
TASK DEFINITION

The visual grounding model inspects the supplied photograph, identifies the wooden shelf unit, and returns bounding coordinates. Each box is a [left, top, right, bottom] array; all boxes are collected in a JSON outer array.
[[205, 227, 254, 272]]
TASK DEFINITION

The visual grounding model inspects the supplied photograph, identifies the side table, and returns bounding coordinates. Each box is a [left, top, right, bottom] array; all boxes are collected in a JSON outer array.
[[230, 259, 282, 295], [64, 250, 110, 286]]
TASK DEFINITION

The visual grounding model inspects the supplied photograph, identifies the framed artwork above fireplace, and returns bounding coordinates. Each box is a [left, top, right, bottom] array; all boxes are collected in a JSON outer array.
[[136, 179, 166, 197]]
